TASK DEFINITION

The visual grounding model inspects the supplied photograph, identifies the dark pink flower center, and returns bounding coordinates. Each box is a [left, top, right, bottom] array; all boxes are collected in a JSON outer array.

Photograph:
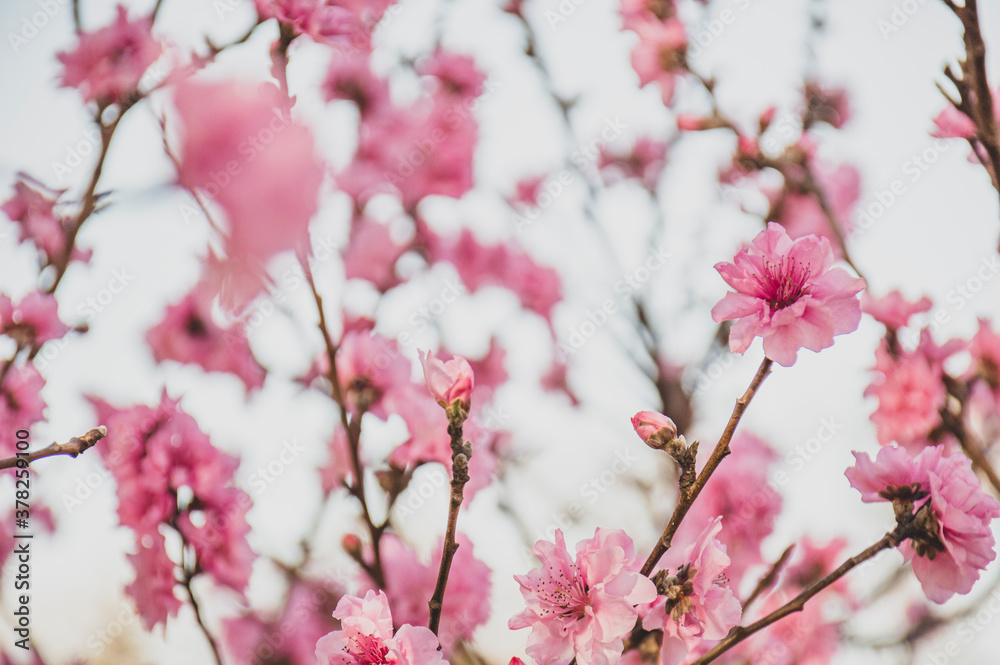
[[345, 633, 391, 665], [535, 563, 589, 620], [754, 256, 812, 311]]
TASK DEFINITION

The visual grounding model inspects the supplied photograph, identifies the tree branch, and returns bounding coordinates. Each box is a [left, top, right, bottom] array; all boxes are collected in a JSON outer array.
[[0, 427, 107, 470]]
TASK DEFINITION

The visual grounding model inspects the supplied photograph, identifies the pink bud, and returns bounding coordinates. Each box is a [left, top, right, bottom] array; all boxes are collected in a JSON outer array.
[[419, 349, 475, 410], [342, 533, 362, 556], [676, 114, 706, 131], [631, 411, 677, 448]]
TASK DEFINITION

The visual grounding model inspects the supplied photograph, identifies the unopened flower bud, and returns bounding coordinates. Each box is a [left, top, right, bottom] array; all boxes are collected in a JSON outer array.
[[631, 411, 678, 450]]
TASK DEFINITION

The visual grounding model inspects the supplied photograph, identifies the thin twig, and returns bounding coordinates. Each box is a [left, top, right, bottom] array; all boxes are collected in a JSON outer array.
[[691, 530, 904, 664], [0, 427, 107, 470], [640, 357, 774, 576], [179, 560, 224, 665], [428, 418, 472, 636], [742, 544, 795, 613]]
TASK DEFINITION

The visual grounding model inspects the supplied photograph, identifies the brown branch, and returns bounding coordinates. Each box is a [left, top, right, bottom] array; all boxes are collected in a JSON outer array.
[[300, 255, 385, 588], [691, 529, 903, 664], [742, 544, 795, 613], [640, 357, 774, 576], [0, 426, 107, 470], [179, 555, 224, 665], [428, 418, 472, 636]]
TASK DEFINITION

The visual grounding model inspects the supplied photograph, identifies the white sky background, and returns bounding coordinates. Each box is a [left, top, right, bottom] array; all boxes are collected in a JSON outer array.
[[2, 0, 1000, 663]]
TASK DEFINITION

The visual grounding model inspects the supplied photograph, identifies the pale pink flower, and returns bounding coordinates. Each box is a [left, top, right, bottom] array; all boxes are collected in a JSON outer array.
[[0, 292, 69, 349], [319, 426, 353, 494], [56, 5, 162, 104], [375, 533, 491, 653], [343, 218, 408, 291], [932, 106, 978, 140], [668, 434, 781, 590], [735, 590, 840, 665], [775, 161, 859, 257], [629, 18, 687, 106], [324, 48, 391, 117], [598, 137, 668, 191], [315, 590, 446, 665], [630, 410, 677, 448], [146, 286, 265, 392], [127, 531, 183, 630], [173, 80, 324, 308], [865, 335, 952, 449], [966, 319, 1000, 410], [509, 528, 657, 665], [420, 350, 474, 410], [620, 0, 677, 31], [642, 517, 742, 665], [0, 365, 46, 457], [711, 222, 865, 366], [254, 0, 390, 46], [861, 290, 933, 330], [419, 50, 485, 100], [846, 444, 1000, 603]]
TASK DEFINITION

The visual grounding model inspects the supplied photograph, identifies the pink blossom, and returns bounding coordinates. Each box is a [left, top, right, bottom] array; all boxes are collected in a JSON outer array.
[[419, 51, 485, 101], [966, 319, 1000, 406], [861, 290, 933, 330], [343, 218, 408, 291], [315, 590, 445, 665], [324, 48, 391, 117], [540, 359, 580, 406], [126, 531, 183, 630], [509, 528, 657, 665], [598, 137, 668, 191], [425, 229, 562, 322], [630, 411, 677, 448], [254, 0, 390, 46], [711, 222, 865, 366], [177, 488, 256, 593], [145, 285, 265, 392], [620, 0, 677, 31], [375, 533, 491, 652], [467, 338, 508, 397], [642, 517, 742, 665], [226, 579, 340, 665], [865, 336, 948, 449], [846, 445, 1000, 603], [419, 350, 474, 410], [319, 426, 353, 494], [0, 365, 46, 457], [1, 176, 89, 265], [775, 161, 860, 257], [804, 82, 851, 129], [0, 292, 69, 349], [932, 106, 978, 140], [667, 434, 781, 590], [173, 80, 324, 308], [510, 176, 546, 208], [56, 5, 162, 104], [735, 590, 840, 665], [629, 19, 687, 106]]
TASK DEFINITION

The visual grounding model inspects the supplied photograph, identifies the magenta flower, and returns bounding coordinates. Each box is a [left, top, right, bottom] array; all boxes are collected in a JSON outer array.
[[630, 411, 678, 449], [315, 590, 445, 665], [56, 5, 163, 104], [0, 291, 69, 349], [846, 445, 1000, 603], [0, 365, 46, 457], [865, 338, 946, 449], [642, 517, 742, 665], [711, 222, 865, 366], [419, 350, 474, 412], [509, 528, 657, 665]]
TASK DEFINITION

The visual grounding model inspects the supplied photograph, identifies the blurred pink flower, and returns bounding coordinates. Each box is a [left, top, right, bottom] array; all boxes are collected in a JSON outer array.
[[509, 528, 656, 665], [419, 349, 474, 410], [254, 0, 391, 46], [932, 106, 978, 140], [319, 427, 353, 494], [56, 5, 162, 104], [315, 590, 445, 665], [419, 50, 485, 100], [343, 218, 408, 291], [126, 531, 183, 630], [642, 517, 742, 665], [0, 291, 69, 349], [846, 444, 1000, 603], [861, 290, 933, 330], [1, 176, 90, 265], [0, 365, 46, 457], [775, 161, 860, 257], [668, 433, 781, 590], [323, 48, 391, 117], [375, 533, 491, 653], [173, 80, 324, 308], [865, 332, 960, 449], [735, 589, 840, 665], [146, 285, 265, 392], [711, 222, 865, 366], [598, 137, 668, 191], [629, 19, 686, 106]]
